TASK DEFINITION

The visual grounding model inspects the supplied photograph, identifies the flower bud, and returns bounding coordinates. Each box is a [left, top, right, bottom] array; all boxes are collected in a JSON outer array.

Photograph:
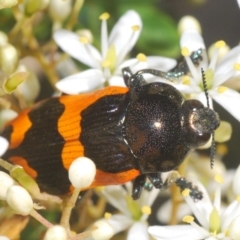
[[44, 225, 67, 240], [0, 43, 18, 74], [178, 16, 201, 35], [0, 171, 15, 200], [0, 0, 18, 9], [0, 136, 8, 156], [0, 236, 10, 240], [21, 0, 42, 16], [68, 157, 96, 189], [0, 109, 18, 126], [6, 185, 33, 215], [0, 31, 8, 47], [91, 220, 114, 240], [14, 64, 40, 102], [49, 0, 72, 22]]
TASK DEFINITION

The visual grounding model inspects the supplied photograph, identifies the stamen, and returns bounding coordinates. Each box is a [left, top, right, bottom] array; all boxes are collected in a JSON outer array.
[[215, 40, 226, 48], [99, 12, 110, 20], [182, 76, 191, 85], [209, 40, 225, 70], [182, 215, 210, 236], [102, 60, 111, 68], [236, 195, 240, 202], [181, 46, 200, 81], [182, 189, 209, 228], [217, 86, 228, 94], [132, 25, 140, 31], [137, 53, 147, 62], [209, 207, 221, 233], [80, 36, 89, 44], [80, 37, 100, 67], [183, 215, 194, 223], [116, 25, 141, 66], [141, 206, 151, 215], [100, 13, 110, 58], [104, 212, 112, 219], [214, 174, 223, 184], [233, 63, 240, 71], [182, 188, 190, 196]]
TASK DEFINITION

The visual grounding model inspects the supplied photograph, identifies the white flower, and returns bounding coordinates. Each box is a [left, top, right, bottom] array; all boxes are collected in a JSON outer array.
[[96, 181, 160, 240], [177, 29, 240, 121], [149, 165, 240, 240], [0, 171, 16, 200], [53, 10, 176, 94]]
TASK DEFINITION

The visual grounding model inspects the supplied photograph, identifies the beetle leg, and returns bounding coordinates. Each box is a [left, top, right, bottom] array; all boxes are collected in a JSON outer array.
[[146, 172, 164, 189], [132, 174, 147, 200]]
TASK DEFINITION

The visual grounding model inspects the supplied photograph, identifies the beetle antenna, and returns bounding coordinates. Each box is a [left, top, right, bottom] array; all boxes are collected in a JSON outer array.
[[201, 68, 215, 168], [201, 68, 210, 108]]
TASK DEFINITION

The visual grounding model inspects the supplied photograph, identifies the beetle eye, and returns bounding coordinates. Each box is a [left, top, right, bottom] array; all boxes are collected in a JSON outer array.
[[182, 100, 220, 149]]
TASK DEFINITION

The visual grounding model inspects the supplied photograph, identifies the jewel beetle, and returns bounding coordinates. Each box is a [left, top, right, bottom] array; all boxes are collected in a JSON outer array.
[[0, 59, 220, 200]]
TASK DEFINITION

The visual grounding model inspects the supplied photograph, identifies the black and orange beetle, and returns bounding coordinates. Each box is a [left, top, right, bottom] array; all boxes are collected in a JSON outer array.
[[0, 61, 220, 200]]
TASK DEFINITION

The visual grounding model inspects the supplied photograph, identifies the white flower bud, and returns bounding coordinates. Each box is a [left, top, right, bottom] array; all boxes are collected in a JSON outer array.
[[0, 43, 18, 74], [14, 64, 40, 102], [6, 185, 33, 215], [43, 225, 67, 240], [0, 171, 15, 200], [178, 16, 201, 35], [0, 236, 10, 240], [49, 0, 72, 22], [0, 136, 9, 156], [228, 215, 240, 239], [0, 31, 8, 47], [0, 109, 18, 126], [91, 220, 114, 240], [0, 0, 18, 9], [68, 157, 96, 189]]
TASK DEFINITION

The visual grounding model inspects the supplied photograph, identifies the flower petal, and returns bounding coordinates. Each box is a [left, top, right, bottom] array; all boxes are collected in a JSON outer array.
[[0, 137, 9, 156], [180, 29, 206, 53], [53, 29, 102, 68], [148, 225, 206, 240], [211, 88, 240, 121], [232, 165, 240, 195], [56, 69, 104, 94], [107, 214, 133, 234], [127, 222, 149, 240], [101, 185, 130, 216], [109, 10, 142, 63], [108, 76, 126, 87]]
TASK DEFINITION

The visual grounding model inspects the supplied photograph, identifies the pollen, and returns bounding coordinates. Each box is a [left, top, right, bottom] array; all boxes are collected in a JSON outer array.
[[104, 212, 112, 219], [181, 47, 190, 57], [182, 188, 190, 197], [137, 53, 147, 62], [182, 76, 191, 85], [131, 25, 140, 32], [233, 63, 240, 71], [79, 36, 89, 44], [236, 195, 240, 202], [182, 215, 194, 223], [141, 206, 151, 215], [214, 174, 223, 183], [99, 12, 110, 20], [217, 86, 228, 94], [215, 40, 226, 48]]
